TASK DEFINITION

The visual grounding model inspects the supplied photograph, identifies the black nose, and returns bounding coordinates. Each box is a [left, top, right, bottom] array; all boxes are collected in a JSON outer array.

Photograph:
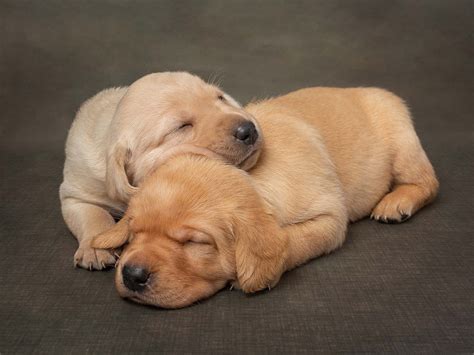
[[122, 265, 150, 292], [234, 121, 258, 145]]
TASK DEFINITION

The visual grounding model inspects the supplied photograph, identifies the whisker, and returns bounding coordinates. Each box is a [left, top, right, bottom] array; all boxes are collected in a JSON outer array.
[[208, 71, 224, 88]]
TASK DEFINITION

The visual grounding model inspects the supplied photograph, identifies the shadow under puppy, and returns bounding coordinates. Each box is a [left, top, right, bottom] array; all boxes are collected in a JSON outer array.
[[93, 87, 439, 308]]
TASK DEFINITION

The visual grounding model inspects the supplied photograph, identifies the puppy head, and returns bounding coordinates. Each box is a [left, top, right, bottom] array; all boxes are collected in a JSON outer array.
[[105, 72, 262, 202], [93, 155, 287, 308]]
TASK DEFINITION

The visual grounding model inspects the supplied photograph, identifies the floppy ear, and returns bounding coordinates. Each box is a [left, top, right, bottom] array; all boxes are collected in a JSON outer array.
[[91, 217, 130, 249], [105, 144, 138, 203], [234, 209, 288, 293]]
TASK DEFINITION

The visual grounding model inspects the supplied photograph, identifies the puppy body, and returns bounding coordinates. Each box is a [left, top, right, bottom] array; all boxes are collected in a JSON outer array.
[[93, 87, 438, 307], [62, 88, 128, 214], [249, 87, 439, 221], [244, 87, 438, 273]]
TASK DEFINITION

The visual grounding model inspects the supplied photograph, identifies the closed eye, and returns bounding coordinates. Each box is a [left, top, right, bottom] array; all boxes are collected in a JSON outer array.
[[163, 122, 193, 140], [184, 239, 217, 257], [186, 239, 212, 246], [217, 94, 225, 101], [178, 122, 193, 129]]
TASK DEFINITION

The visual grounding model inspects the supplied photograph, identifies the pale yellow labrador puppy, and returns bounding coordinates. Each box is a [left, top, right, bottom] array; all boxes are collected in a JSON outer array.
[[92, 87, 439, 308], [60, 72, 262, 270]]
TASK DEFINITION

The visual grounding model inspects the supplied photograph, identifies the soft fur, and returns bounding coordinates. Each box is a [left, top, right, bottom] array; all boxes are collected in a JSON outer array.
[[60, 72, 262, 270], [92, 87, 439, 308]]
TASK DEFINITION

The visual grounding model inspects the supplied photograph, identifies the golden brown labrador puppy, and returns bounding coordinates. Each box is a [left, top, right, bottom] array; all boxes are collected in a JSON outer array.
[[94, 154, 281, 308], [60, 72, 261, 270], [93, 87, 439, 308]]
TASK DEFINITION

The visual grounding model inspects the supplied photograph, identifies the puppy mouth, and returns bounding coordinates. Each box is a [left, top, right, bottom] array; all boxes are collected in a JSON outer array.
[[237, 136, 262, 169], [126, 294, 147, 304], [120, 287, 189, 309], [238, 149, 257, 168]]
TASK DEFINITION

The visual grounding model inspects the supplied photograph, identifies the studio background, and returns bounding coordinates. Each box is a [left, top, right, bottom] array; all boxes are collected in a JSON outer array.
[[1, 1, 472, 353]]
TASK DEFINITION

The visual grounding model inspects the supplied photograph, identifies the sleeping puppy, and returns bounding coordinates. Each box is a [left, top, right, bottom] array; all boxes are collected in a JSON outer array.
[[60, 72, 262, 270], [92, 87, 439, 308], [93, 154, 281, 308]]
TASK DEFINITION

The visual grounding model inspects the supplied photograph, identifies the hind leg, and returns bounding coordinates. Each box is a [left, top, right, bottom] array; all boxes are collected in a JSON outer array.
[[371, 119, 438, 224], [371, 184, 434, 223]]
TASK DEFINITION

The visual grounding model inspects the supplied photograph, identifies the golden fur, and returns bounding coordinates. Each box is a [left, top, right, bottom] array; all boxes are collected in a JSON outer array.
[[92, 87, 439, 308]]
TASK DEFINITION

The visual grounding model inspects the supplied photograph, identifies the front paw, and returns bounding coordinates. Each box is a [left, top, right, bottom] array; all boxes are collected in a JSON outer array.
[[74, 242, 116, 270]]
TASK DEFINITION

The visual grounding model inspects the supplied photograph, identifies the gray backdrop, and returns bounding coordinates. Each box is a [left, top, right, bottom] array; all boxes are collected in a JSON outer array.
[[1, 0, 473, 353]]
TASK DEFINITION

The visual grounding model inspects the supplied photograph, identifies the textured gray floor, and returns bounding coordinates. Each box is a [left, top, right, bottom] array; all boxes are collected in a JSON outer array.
[[1, 0, 473, 353]]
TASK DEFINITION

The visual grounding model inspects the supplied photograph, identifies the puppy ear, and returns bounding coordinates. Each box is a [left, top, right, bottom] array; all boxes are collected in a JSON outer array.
[[91, 217, 130, 249], [105, 144, 137, 203], [234, 209, 288, 293]]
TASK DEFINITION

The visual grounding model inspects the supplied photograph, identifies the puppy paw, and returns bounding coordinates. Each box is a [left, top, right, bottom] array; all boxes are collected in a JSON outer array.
[[74, 242, 116, 270], [370, 191, 414, 224]]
